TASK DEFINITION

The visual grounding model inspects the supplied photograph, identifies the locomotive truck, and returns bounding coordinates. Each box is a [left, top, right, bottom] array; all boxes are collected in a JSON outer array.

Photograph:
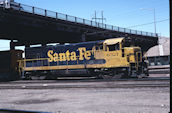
[[17, 37, 149, 79]]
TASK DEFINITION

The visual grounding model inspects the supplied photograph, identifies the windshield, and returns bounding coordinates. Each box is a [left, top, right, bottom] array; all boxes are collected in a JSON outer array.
[[107, 43, 120, 51]]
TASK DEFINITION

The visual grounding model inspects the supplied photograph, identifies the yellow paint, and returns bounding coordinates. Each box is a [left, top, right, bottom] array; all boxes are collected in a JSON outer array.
[[66, 50, 70, 61], [18, 37, 142, 72], [47, 50, 53, 62], [104, 38, 124, 45], [53, 53, 58, 62], [59, 53, 66, 61], [47, 47, 91, 62], [85, 51, 91, 60], [78, 47, 91, 60], [70, 52, 77, 61]]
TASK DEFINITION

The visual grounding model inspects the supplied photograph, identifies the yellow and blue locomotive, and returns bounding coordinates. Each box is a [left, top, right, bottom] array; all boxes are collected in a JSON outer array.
[[18, 37, 149, 79]]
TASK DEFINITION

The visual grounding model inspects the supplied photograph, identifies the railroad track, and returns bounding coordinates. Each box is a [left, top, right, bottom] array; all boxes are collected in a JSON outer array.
[[0, 77, 169, 89], [0, 76, 169, 83]]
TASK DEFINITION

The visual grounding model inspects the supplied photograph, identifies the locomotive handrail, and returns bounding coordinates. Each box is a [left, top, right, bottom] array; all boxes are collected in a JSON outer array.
[[17, 55, 85, 68], [2, 2, 159, 38], [18, 58, 49, 61], [17, 49, 106, 65]]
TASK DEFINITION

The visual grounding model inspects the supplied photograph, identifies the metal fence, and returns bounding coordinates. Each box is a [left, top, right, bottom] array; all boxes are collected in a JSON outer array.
[[1, 2, 158, 37]]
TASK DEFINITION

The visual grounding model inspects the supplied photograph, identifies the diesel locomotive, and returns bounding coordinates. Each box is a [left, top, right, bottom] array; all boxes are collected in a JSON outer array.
[[18, 37, 149, 79]]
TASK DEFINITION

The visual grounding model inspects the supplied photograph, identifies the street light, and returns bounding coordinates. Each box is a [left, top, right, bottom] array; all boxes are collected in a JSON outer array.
[[140, 8, 156, 34]]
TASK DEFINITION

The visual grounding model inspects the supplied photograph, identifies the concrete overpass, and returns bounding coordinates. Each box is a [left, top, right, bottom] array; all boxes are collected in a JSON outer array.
[[0, 2, 158, 51]]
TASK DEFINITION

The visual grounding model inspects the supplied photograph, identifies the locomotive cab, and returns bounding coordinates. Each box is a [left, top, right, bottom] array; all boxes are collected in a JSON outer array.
[[122, 42, 149, 77]]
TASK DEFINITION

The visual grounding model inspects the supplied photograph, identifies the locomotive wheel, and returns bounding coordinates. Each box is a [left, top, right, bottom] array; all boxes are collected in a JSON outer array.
[[98, 74, 112, 79], [122, 68, 131, 78], [98, 73, 122, 79], [30, 75, 47, 80], [45, 75, 57, 80], [136, 67, 149, 78]]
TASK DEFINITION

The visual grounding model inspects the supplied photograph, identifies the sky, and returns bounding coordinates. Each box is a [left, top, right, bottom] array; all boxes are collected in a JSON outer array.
[[0, 0, 169, 51]]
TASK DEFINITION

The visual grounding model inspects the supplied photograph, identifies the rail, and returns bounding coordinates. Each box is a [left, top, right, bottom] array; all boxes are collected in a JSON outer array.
[[0, 2, 158, 37]]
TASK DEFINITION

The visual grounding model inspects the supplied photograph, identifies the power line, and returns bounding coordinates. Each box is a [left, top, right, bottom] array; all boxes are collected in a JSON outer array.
[[112, 5, 169, 19], [111, 4, 168, 17], [113, 9, 169, 20], [126, 19, 169, 28]]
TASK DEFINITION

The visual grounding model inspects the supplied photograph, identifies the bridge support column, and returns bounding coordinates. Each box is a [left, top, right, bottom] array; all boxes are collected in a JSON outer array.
[[128, 37, 135, 46], [10, 40, 15, 50], [25, 43, 30, 48], [41, 43, 47, 46]]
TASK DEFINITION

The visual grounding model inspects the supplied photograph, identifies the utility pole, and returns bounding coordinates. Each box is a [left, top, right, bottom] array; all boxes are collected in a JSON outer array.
[[92, 11, 106, 25], [94, 11, 97, 22], [101, 11, 104, 24], [140, 8, 156, 34], [153, 8, 156, 34]]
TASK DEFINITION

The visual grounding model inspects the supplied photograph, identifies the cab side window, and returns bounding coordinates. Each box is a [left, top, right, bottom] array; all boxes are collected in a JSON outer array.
[[115, 43, 120, 50], [108, 45, 115, 51]]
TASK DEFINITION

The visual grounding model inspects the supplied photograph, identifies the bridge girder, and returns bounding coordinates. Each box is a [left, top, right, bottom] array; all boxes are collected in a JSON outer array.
[[0, 7, 158, 52]]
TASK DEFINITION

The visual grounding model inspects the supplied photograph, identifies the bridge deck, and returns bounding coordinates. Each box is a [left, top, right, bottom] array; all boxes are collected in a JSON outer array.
[[0, 2, 158, 51]]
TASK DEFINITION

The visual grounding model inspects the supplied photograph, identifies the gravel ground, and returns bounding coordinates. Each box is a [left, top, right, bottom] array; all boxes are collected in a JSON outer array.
[[0, 73, 170, 113], [0, 86, 169, 113]]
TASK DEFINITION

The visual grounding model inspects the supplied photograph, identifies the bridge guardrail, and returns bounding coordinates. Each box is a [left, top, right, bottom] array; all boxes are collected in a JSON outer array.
[[1, 2, 159, 37]]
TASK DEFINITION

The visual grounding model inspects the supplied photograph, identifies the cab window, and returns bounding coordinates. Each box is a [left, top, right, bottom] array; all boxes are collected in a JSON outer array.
[[107, 43, 120, 51]]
